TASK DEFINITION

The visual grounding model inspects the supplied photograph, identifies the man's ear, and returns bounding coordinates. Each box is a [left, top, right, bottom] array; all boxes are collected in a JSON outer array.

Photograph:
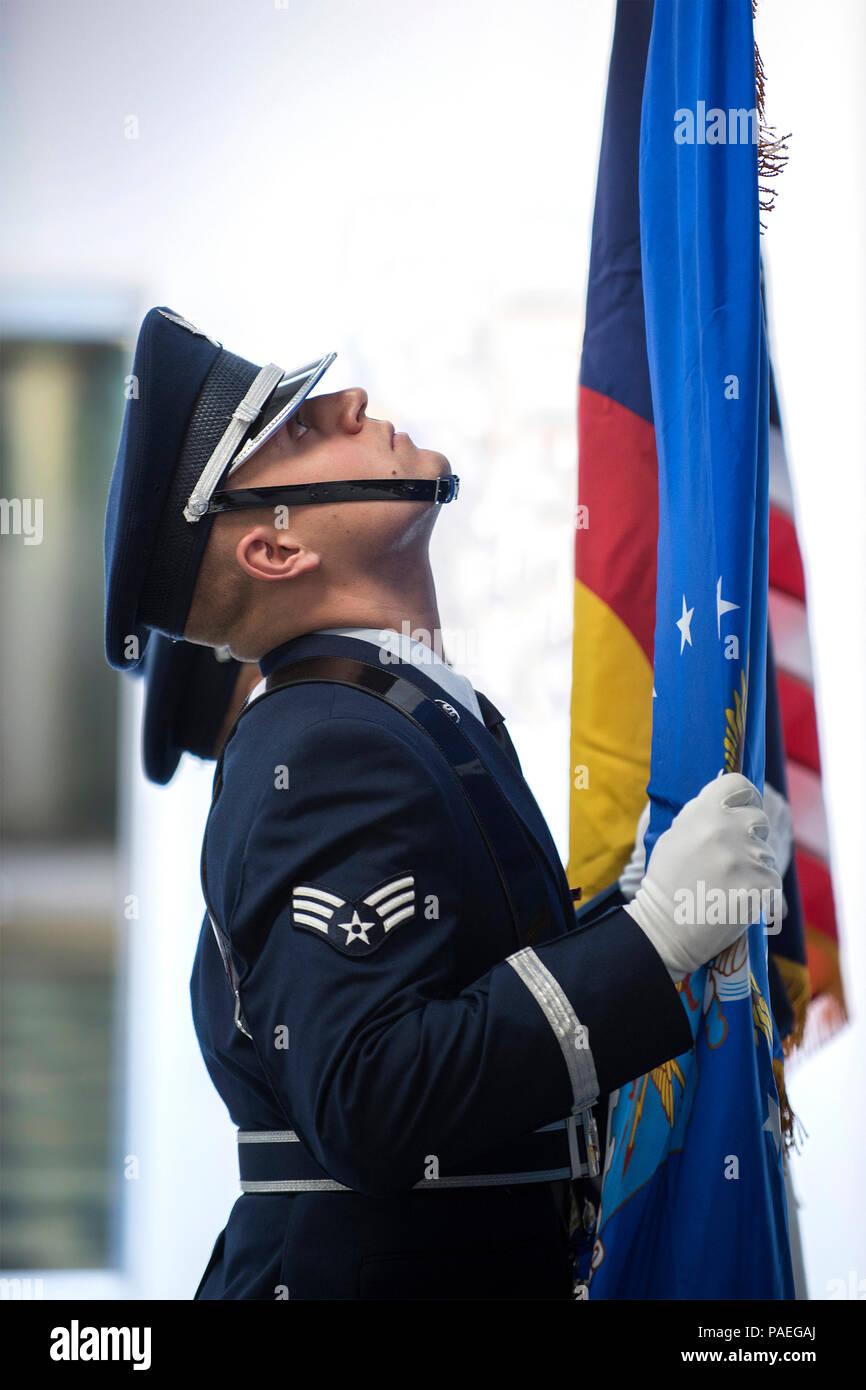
[[235, 525, 321, 583]]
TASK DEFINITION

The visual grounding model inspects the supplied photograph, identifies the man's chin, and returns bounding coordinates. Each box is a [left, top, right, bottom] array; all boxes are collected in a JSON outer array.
[[418, 447, 451, 476]]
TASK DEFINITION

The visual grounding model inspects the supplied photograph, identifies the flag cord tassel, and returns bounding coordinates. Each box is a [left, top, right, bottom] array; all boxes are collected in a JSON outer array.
[[772, 1055, 803, 1154], [753, 1, 791, 227]]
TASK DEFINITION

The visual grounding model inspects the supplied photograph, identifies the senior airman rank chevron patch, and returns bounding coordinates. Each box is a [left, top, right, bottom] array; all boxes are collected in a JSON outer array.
[[290, 874, 416, 956]]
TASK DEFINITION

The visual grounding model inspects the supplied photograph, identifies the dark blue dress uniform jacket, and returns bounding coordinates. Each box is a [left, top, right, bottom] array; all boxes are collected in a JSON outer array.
[[190, 632, 692, 1300]]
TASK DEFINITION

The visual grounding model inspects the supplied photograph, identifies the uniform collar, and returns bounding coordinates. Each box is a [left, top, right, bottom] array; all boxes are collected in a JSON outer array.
[[259, 627, 484, 722]]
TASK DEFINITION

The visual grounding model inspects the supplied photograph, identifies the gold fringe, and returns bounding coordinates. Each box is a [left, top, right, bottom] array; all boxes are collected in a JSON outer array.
[[771, 954, 810, 1053], [772, 1055, 801, 1153], [804, 925, 849, 1018], [786, 991, 849, 1071], [752, 0, 791, 230]]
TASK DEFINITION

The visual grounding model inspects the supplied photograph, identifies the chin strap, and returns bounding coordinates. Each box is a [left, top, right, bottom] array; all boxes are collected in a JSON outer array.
[[207, 475, 460, 513]]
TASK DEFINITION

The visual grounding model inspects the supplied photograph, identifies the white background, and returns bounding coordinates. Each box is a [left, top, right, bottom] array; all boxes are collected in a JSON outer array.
[[1, 0, 863, 1299]]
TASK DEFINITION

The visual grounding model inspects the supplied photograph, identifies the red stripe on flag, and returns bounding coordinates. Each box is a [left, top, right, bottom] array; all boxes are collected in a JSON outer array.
[[795, 846, 838, 944], [777, 669, 822, 772], [576, 386, 658, 666], [769, 505, 806, 601]]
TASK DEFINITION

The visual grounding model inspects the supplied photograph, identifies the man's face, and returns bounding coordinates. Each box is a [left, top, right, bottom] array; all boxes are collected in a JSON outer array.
[[210, 386, 452, 610], [230, 385, 451, 499]]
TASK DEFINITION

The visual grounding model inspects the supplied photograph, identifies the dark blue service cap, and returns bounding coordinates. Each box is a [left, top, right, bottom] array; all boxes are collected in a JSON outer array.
[[142, 633, 250, 784], [104, 306, 335, 671]]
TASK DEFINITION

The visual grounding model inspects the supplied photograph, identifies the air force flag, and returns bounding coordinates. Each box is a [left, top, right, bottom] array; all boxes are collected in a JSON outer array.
[[589, 0, 796, 1300]]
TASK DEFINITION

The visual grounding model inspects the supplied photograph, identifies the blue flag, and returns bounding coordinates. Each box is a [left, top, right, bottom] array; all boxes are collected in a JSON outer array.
[[590, 0, 795, 1299]]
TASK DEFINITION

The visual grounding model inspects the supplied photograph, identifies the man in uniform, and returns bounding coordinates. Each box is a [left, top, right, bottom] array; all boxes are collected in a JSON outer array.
[[105, 307, 781, 1300]]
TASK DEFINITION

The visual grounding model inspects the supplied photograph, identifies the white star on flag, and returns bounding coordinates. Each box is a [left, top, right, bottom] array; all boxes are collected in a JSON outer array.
[[676, 594, 694, 653], [763, 1094, 782, 1154], [716, 575, 739, 637]]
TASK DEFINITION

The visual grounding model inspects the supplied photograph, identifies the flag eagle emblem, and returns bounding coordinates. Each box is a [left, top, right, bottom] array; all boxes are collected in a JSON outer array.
[[290, 874, 416, 956]]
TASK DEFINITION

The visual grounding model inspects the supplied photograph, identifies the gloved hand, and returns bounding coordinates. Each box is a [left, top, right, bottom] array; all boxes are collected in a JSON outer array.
[[624, 772, 782, 982], [621, 780, 792, 913]]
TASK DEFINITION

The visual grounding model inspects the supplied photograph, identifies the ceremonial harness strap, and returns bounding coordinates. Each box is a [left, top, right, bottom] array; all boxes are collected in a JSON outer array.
[[262, 654, 557, 954]]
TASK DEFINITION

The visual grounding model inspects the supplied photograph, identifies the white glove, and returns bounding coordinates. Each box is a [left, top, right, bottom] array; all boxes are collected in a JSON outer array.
[[624, 772, 782, 981]]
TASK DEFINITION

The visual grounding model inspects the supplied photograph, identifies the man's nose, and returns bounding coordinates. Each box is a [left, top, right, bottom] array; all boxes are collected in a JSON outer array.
[[305, 387, 367, 435]]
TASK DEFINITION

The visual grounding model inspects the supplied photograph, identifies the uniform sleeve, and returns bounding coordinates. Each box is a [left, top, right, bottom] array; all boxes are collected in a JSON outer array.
[[226, 713, 692, 1195]]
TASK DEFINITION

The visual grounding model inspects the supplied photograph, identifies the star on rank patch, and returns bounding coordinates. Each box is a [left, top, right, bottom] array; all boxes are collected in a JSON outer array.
[[290, 874, 416, 956]]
